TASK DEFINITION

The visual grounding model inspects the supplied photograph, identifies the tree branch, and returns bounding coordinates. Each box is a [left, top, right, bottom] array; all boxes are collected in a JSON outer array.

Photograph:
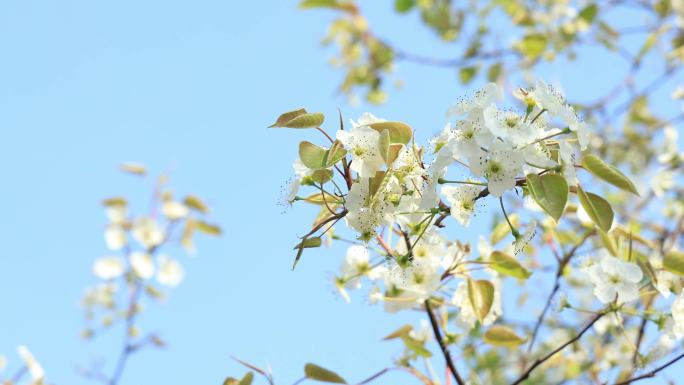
[[613, 352, 684, 385], [425, 300, 466, 385], [510, 311, 605, 385]]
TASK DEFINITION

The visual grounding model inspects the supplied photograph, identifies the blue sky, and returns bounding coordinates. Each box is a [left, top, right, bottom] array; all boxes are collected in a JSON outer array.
[[0, 1, 682, 384]]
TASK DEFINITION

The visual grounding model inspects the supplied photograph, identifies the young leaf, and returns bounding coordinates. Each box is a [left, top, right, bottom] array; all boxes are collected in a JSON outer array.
[[663, 251, 684, 277], [483, 325, 526, 348], [299, 141, 328, 169], [526, 173, 568, 222], [196, 220, 222, 236], [304, 363, 347, 384], [310, 169, 334, 184], [324, 140, 347, 167], [293, 237, 323, 250], [183, 195, 209, 213], [120, 162, 147, 175], [459, 66, 479, 84], [467, 279, 495, 322], [400, 335, 432, 357], [238, 372, 254, 385], [299, 0, 357, 13], [383, 324, 413, 340], [488, 251, 531, 279], [269, 108, 325, 128], [394, 0, 415, 13], [577, 187, 614, 232], [516, 33, 547, 60], [581, 155, 639, 195], [368, 121, 413, 144]]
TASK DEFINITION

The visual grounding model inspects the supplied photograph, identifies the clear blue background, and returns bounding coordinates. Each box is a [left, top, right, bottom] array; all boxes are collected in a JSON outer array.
[[0, 1, 681, 384]]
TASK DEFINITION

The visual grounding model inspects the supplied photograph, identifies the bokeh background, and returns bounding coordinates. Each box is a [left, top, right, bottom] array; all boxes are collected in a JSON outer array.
[[1, 1, 682, 384]]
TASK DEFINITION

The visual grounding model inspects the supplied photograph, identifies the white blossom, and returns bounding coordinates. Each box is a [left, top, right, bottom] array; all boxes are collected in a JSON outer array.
[[156, 255, 184, 287], [93, 256, 125, 280], [17, 345, 44, 383], [130, 252, 155, 279], [584, 251, 643, 304]]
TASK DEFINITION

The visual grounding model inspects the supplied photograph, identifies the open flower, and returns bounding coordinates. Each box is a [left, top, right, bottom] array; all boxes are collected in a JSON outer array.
[[130, 252, 155, 279], [132, 217, 165, 250], [447, 82, 501, 116], [93, 256, 125, 280], [156, 255, 184, 287], [441, 184, 481, 226], [470, 142, 524, 197], [584, 251, 643, 304], [337, 115, 385, 178]]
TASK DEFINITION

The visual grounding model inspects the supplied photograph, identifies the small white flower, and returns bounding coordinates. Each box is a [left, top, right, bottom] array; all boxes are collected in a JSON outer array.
[[105, 204, 127, 224], [655, 270, 678, 298], [0, 355, 6, 373], [93, 256, 125, 280], [448, 82, 502, 116], [17, 345, 44, 383], [337, 116, 385, 178], [162, 201, 189, 220], [671, 291, 684, 339], [130, 252, 155, 279], [104, 225, 127, 250], [340, 245, 372, 288], [132, 217, 165, 249], [470, 142, 524, 197], [156, 255, 184, 287], [532, 79, 567, 116], [483, 105, 536, 145], [585, 251, 643, 304], [441, 184, 481, 226]]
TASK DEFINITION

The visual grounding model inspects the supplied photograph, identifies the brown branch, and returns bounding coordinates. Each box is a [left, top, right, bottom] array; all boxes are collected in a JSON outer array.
[[510, 311, 605, 385], [425, 300, 467, 385], [613, 352, 684, 385]]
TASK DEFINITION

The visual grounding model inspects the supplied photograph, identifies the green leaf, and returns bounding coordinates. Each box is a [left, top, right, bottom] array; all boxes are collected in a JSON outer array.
[[310, 169, 334, 184], [299, 141, 328, 169], [299, 0, 357, 13], [483, 325, 526, 348], [487, 62, 503, 82], [304, 363, 347, 384], [578, 4, 598, 23], [577, 187, 614, 232], [383, 324, 413, 340], [196, 220, 222, 236], [368, 121, 413, 144], [516, 33, 547, 59], [634, 250, 658, 285], [324, 140, 347, 167], [581, 155, 639, 195], [401, 335, 432, 357], [526, 173, 568, 222], [394, 0, 415, 13], [488, 251, 531, 279], [269, 108, 325, 128], [467, 279, 495, 322], [183, 195, 209, 213], [238, 372, 254, 385], [459, 66, 479, 84], [120, 162, 147, 175], [302, 192, 343, 205], [293, 237, 323, 250], [663, 251, 684, 277]]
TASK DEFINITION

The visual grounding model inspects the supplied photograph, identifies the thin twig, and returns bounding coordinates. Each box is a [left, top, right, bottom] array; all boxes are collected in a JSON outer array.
[[613, 352, 684, 385], [425, 300, 466, 385]]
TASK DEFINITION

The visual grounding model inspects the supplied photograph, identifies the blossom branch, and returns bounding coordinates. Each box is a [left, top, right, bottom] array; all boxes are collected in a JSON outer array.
[[613, 351, 684, 385]]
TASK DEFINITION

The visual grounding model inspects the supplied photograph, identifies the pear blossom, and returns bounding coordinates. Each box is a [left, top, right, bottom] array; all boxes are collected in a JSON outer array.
[[339, 245, 372, 289], [584, 251, 643, 304], [132, 217, 165, 249], [483, 105, 537, 144], [337, 115, 385, 178], [441, 184, 481, 226], [162, 201, 189, 220], [17, 345, 44, 383], [447, 82, 501, 116], [105, 204, 127, 224], [671, 292, 684, 339], [93, 256, 125, 280], [156, 255, 184, 287], [470, 142, 524, 197], [130, 252, 155, 279], [104, 225, 127, 250], [532, 79, 567, 116]]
